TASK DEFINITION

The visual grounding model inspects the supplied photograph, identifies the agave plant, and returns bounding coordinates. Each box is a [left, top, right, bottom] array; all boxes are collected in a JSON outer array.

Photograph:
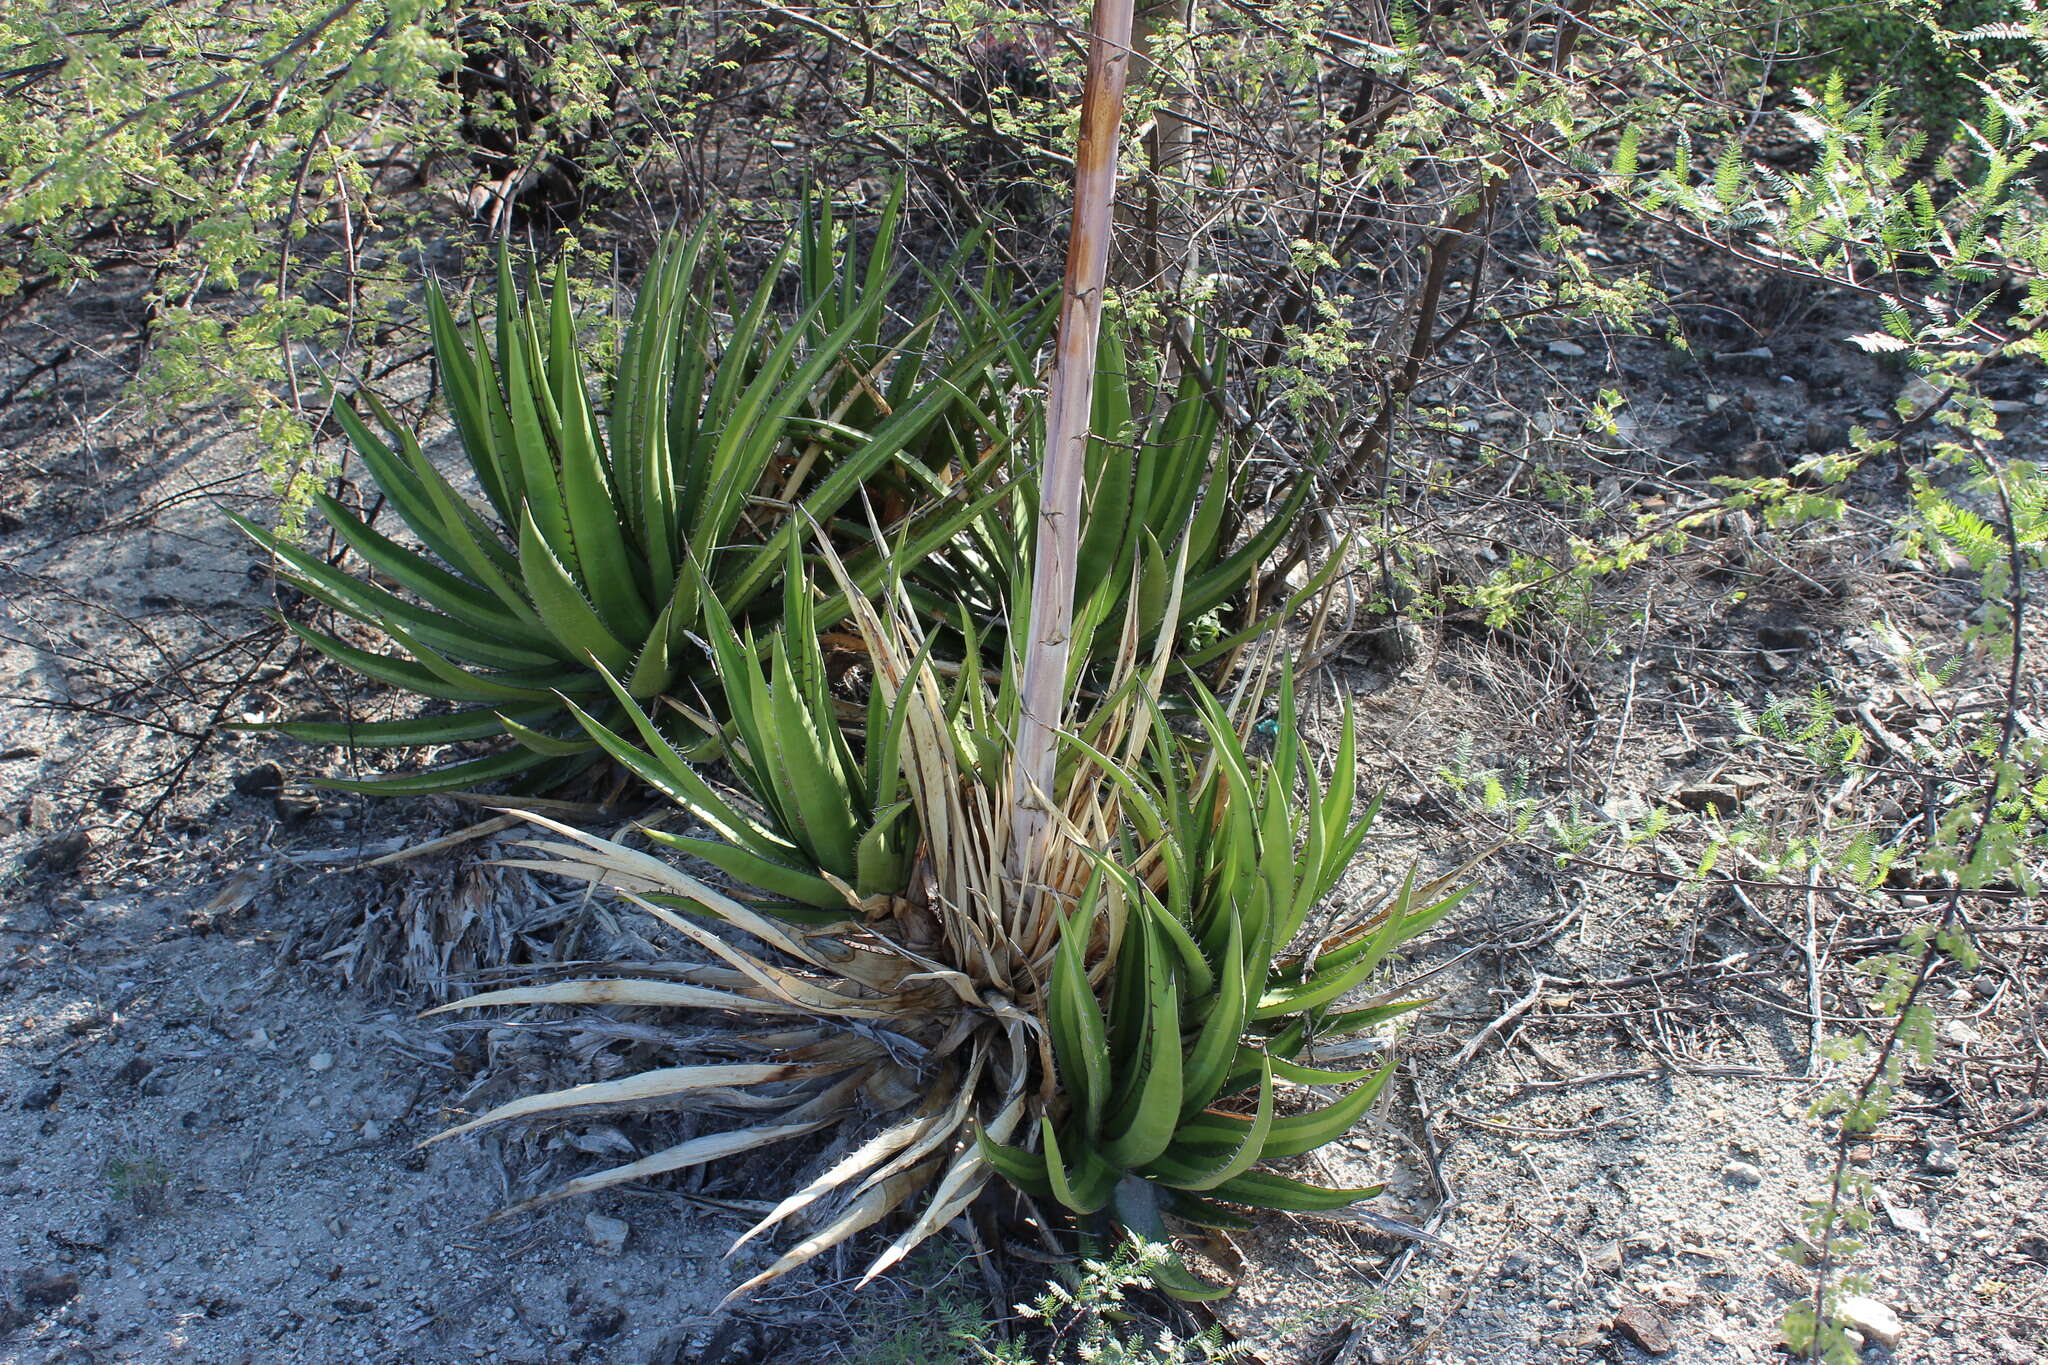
[[563, 547, 920, 925], [421, 557, 1461, 1298], [915, 321, 1330, 672], [977, 670, 1467, 1294], [233, 194, 1027, 793]]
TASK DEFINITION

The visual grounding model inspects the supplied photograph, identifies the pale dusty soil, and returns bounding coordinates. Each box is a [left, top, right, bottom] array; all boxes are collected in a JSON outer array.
[[1, 268, 2043, 1365]]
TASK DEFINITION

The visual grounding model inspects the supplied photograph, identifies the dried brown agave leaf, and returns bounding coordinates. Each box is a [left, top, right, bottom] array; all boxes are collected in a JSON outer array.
[[730, 1097, 955, 1251], [722, 1158, 943, 1305], [424, 1062, 814, 1146], [420, 979, 808, 1018], [494, 1119, 831, 1218]]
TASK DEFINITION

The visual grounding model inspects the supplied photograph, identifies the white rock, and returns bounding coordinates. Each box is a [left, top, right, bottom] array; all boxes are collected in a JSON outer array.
[[1547, 340, 1588, 358], [1883, 1200, 1933, 1237], [308, 1051, 334, 1073], [584, 1213, 629, 1255], [1840, 1296, 1904, 1348]]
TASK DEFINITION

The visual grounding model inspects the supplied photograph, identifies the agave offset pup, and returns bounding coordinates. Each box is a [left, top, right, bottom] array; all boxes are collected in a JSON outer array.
[[234, 193, 1026, 793], [423, 550, 1462, 1297]]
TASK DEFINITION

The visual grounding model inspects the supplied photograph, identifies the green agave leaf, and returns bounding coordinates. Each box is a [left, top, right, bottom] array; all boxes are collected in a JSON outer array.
[[497, 712, 600, 758], [1041, 1118, 1114, 1215], [852, 800, 915, 898], [495, 251, 578, 575], [1048, 891, 1111, 1138], [1308, 997, 1433, 1039], [1107, 1179, 1232, 1301], [1178, 540, 1345, 670], [647, 832, 845, 910], [1207, 1168, 1384, 1213], [356, 389, 536, 628], [283, 621, 560, 705], [559, 685, 799, 867], [758, 632, 860, 879], [305, 495, 549, 645], [425, 278, 520, 526], [1181, 913, 1248, 1113], [1268, 1053, 1387, 1086], [265, 557, 558, 676], [1257, 1059, 1395, 1159], [1161, 1191, 1257, 1231], [545, 262, 651, 637], [1146, 1055, 1272, 1192], [252, 708, 539, 748], [975, 1128, 1053, 1200], [1102, 913, 1183, 1170], [719, 323, 1014, 613], [1303, 886, 1472, 985], [310, 744, 563, 795], [516, 505, 634, 675]]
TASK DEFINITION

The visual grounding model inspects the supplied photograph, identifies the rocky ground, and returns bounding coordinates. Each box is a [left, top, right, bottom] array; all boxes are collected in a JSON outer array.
[[1, 262, 2042, 1365]]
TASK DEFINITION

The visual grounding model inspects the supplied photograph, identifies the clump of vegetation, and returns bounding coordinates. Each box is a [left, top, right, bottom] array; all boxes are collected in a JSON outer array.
[[13, 0, 2045, 1348], [230, 193, 1028, 793], [104, 1151, 173, 1215], [363, 3, 1444, 1301]]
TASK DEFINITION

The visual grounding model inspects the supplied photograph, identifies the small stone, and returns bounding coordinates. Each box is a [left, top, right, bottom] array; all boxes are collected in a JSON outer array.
[[1546, 340, 1588, 358], [26, 831, 90, 874], [1721, 1161, 1765, 1187], [22, 793, 56, 830], [1803, 416, 1844, 452], [584, 1213, 628, 1255], [307, 1051, 334, 1074], [1589, 1239, 1624, 1274], [1723, 771, 1771, 799], [1370, 616, 1424, 669], [1923, 1138, 1961, 1174], [1611, 1305, 1674, 1355], [1884, 1200, 1933, 1236], [1900, 376, 1949, 418], [19, 1077, 61, 1111], [1756, 624, 1817, 651], [568, 1127, 637, 1157], [579, 1304, 627, 1341], [1839, 1295, 1903, 1348], [233, 763, 284, 795], [1678, 785, 1742, 816], [20, 1267, 80, 1306], [275, 794, 322, 824], [1714, 346, 1776, 369]]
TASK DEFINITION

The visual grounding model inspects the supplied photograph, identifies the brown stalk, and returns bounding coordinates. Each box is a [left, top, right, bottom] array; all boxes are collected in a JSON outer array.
[[1007, 0, 1138, 896]]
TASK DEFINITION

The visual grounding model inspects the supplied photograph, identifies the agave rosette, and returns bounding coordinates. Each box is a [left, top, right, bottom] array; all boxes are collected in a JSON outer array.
[[234, 194, 1027, 793], [424, 557, 1461, 1298]]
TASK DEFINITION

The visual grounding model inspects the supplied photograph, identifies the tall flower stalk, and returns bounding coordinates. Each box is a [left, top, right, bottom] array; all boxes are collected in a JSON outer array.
[[1008, 0, 1139, 897]]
